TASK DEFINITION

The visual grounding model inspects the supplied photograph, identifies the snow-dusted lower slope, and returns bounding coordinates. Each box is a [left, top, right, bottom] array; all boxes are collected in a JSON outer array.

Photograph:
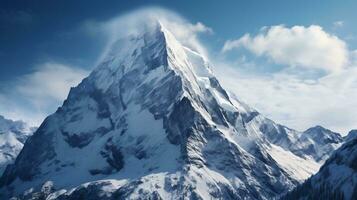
[[0, 22, 345, 200], [0, 115, 35, 175], [282, 138, 357, 200]]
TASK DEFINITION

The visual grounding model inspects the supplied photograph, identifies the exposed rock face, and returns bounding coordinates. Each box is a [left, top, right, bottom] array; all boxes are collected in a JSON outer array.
[[0, 22, 346, 200]]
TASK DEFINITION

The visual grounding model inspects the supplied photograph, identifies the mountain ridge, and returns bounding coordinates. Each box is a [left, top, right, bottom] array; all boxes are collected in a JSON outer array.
[[282, 137, 357, 200]]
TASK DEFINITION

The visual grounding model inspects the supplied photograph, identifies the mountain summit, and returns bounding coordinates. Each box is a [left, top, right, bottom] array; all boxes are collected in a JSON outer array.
[[0, 22, 344, 200]]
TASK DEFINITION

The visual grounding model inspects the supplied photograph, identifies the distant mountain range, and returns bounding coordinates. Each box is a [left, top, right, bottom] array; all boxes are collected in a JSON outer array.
[[0, 115, 36, 174]]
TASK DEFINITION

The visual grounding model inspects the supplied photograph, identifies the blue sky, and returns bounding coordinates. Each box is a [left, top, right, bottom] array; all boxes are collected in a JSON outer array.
[[1, 0, 357, 134]]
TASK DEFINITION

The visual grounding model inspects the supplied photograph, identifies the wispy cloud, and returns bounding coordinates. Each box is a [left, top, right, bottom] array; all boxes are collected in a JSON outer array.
[[81, 7, 213, 60], [0, 10, 34, 25], [187, 22, 213, 34], [0, 62, 89, 126], [333, 20, 344, 28], [222, 25, 349, 72], [16, 63, 88, 106]]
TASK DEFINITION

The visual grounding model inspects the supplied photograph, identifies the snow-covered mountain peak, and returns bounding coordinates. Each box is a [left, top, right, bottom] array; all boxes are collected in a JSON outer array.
[[0, 21, 346, 200], [93, 20, 213, 95], [303, 125, 343, 145]]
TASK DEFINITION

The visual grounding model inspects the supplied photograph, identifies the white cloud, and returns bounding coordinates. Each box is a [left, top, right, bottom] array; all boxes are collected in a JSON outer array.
[[222, 25, 349, 72], [189, 22, 213, 34], [213, 64, 357, 134], [350, 50, 357, 65], [219, 24, 357, 134], [0, 62, 89, 126], [16, 63, 88, 105], [333, 21, 344, 28], [0, 93, 45, 127]]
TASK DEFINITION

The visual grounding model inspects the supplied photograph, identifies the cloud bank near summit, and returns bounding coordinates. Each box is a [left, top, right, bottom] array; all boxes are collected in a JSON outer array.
[[82, 7, 213, 62]]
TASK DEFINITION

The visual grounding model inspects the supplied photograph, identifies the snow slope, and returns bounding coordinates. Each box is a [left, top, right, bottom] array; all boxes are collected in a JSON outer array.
[[0, 22, 346, 200]]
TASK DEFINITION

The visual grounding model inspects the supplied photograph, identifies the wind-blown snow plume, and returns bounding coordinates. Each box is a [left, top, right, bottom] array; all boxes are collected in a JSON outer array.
[[83, 7, 212, 62]]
